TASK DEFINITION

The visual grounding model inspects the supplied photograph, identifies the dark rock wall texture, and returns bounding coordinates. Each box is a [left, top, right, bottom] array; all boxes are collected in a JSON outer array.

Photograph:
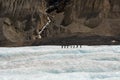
[[45, 0, 120, 37], [0, 0, 120, 46], [0, 0, 48, 46]]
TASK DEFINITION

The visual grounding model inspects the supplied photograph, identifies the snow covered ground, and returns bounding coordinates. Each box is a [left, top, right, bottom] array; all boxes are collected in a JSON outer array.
[[0, 46, 120, 80]]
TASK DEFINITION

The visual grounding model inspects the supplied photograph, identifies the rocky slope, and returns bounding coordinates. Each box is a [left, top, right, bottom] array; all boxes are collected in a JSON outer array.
[[45, 0, 120, 37], [0, 0, 120, 46]]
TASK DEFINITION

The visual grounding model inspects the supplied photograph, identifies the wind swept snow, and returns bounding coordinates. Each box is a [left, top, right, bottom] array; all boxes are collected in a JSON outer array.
[[0, 46, 120, 80]]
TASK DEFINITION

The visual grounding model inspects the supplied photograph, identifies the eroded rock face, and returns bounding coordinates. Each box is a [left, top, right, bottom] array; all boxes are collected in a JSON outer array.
[[44, 0, 120, 37], [0, 0, 49, 46], [0, 0, 120, 46]]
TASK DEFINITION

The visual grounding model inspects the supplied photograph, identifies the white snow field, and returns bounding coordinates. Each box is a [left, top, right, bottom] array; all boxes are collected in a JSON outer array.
[[0, 46, 120, 80]]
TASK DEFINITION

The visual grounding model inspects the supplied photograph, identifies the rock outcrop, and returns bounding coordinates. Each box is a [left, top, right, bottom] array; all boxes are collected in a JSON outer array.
[[39, 0, 120, 45], [0, 0, 120, 46], [45, 0, 120, 37], [0, 0, 49, 46]]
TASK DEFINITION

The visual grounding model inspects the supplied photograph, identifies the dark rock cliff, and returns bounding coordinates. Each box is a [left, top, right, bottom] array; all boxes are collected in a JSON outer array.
[[0, 0, 120, 46]]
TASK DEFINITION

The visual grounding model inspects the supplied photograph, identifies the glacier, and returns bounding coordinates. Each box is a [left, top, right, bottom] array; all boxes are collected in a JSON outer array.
[[0, 46, 120, 80]]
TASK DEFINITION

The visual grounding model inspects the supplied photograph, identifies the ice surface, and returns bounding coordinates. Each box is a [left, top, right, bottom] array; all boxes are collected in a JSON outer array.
[[0, 46, 120, 80]]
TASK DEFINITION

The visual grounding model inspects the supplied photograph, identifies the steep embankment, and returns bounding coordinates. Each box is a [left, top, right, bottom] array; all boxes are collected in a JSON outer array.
[[45, 0, 120, 37], [38, 0, 120, 45], [0, 0, 120, 46]]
